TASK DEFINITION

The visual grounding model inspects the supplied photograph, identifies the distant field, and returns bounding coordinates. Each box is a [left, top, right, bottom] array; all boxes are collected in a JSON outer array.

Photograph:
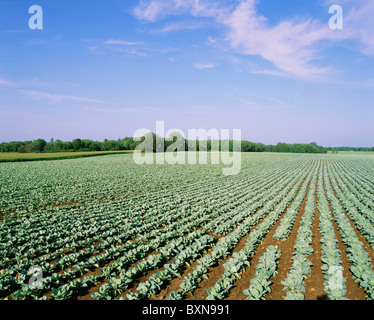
[[0, 150, 133, 162], [328, 151, 374, 155], [0, 152, 290, 212]]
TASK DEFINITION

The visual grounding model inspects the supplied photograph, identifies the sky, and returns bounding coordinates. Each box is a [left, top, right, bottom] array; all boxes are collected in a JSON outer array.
[[0, 0, 373, 147]]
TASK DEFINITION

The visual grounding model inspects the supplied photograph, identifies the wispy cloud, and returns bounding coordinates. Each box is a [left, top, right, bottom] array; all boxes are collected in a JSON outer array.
[[103, 39, 144, 46], [0, 78, 18, 87], [108, 47, 148, 57], [133, 0, 334, 79], [86, 39, 148, 57], [225, 94, 294, 111], [19, 89, 108, 104], [133, 0, 171, 22], [132, 0, 374, 81], [219, 0, 335, 80], [195, 62, 215, 70], [251, 93, 286, 106], [169, 104, 211, 115], [133, 0, 228, 22], [23, 39, 46, 46], [324, 0, 374, 55], [82, 106, 159, 113], [86, 38, 182, 58], [225, 0, 374, 79], [226, 95, 263, 110], [4, 77, 161, 113], [17, 78, 80, 89], [151, 21, 205, 33]]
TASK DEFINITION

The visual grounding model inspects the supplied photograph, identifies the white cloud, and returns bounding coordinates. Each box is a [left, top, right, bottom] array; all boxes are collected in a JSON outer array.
[[82, 106, 159, 113], [331, 0, 374, 55], [86, 39, 148, 57], [226, 95, 263, 110], [19, 90, 108, 104], [221, 0, 374, 77], [17, 78, 80, 89], [195, 62, 215, 70], [132, 0, 374, 80], [0, 78, 18, 87], [104, 39, 144, 46], [225, 94, 294, 111], [133, 0, 170, 22], [133, 0, 335, 78], [251, 93, 286, 106], [219, 0, 335, 79], [132, 0, 228, 22], [151, 21, 205, 33]]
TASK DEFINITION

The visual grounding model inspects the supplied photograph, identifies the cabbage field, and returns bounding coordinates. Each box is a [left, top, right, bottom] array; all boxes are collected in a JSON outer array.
[[0, 152, 373, 300]]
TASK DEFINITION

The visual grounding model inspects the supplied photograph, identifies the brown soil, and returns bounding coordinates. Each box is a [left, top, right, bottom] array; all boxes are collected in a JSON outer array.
[[304, 176, 325, 300]]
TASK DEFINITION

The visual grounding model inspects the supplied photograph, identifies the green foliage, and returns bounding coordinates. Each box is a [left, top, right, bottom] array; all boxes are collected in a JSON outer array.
[[0, 136, 328, 154], [1, 153, 374, 301], [243, 246, 281, 300]]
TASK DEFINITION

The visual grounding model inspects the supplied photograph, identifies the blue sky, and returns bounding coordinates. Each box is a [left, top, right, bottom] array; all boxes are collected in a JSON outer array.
[[0, 0, 373, 147]]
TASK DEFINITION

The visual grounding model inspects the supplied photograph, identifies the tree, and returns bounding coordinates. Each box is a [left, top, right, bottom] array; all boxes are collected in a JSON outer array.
[[44, 138, 56, 152], [72, 138, 82, 151], [25, 143, 33, 153], [255, 143, 265, 152], [165, 131, 185, 152], [81, 139, 94, 151], [62, 141, 73, 151], [121, 137, 133, 150], [242, 141, 256, 152], [54, 139, 63, 152], [275, 142, 290, 153], [32, 139, 47, 153]]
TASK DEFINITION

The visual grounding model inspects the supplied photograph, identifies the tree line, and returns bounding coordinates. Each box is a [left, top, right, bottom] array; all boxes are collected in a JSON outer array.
[[0, 135, 332, 154], [0, 138, 139, 153], [326, 146, 374, 152]]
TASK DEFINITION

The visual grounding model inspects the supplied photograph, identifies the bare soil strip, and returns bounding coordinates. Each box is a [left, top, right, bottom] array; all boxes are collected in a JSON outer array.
[[303, 176, 325, 300]]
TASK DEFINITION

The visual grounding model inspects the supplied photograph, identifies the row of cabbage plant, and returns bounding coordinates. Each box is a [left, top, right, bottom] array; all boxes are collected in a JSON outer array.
[[326, 161, 374, 248], [317, 171, 347, 300], [243, 245, 281, 300], [281, 174, 317, 299], [185, 161, 318, 300], [323, 167, 374, 300], [273, 161, 319, 240]]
